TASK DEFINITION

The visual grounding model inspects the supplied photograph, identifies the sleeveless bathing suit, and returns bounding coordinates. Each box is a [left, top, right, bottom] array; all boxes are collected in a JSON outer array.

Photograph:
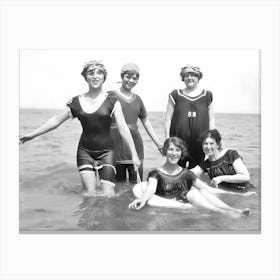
[[67, 93, 117, 182]]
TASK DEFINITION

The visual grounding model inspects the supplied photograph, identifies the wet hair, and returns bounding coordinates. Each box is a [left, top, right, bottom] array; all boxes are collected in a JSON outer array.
[[199, 129, 222, 149], [81, 61, 107, 81], [162, 137, 188, 160]]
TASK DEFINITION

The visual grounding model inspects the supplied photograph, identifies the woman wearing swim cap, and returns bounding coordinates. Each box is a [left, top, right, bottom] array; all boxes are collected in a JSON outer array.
[[164, 64, 215, 169], [108, 62, 163, 183], [19, 61, 140, 197]]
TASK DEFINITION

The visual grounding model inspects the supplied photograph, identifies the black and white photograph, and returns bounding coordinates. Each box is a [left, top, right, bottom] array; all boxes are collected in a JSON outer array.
[[1, 0, 280, 280], [19, 49, 261, 232]]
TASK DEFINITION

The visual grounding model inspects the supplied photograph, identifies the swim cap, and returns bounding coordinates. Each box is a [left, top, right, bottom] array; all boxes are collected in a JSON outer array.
[[180, 64, 203, 80], [81, 60, 108, 81], [121, 63, 140, 75]]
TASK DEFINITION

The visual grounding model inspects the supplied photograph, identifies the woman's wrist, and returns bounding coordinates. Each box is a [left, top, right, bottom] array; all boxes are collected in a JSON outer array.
[[157, 143, 163, 150]]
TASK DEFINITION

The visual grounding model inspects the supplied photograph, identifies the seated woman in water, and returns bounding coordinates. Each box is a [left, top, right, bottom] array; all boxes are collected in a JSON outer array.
[[19, 61, 140, 197], [129, 137, 250, 218], [191, 129, 256, 193]]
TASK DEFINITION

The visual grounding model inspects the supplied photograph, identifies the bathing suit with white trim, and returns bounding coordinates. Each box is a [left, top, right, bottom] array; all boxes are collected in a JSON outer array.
[[198, 149, 255, 192], [147, 168, 196, 202], [67, 93, 117, 182], [108, 90, 147, 183], [169, 89, 213, 169]]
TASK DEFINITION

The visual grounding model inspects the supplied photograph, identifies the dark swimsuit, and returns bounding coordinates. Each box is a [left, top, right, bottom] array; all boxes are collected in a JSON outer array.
[[147, 168, 197, 202], [169, 89, 212, 168], [67, 93, 117, 182], [109, 90, 147, 183], [198, 149, 255, 192]]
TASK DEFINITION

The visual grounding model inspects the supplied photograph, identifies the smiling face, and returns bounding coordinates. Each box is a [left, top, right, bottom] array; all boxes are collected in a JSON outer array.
[[86, 66, 105, 89], [202, 136, 220, 157], [165, 142, 182, 165], [182, 72, 199, 89], [121, 72, 139, 91]]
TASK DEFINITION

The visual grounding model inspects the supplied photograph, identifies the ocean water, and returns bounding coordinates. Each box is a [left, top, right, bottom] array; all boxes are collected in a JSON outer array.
[[19, 109, 261, 232]]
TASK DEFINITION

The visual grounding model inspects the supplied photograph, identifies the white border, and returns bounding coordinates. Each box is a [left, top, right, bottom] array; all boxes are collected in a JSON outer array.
[[1, 0, 280, 280]]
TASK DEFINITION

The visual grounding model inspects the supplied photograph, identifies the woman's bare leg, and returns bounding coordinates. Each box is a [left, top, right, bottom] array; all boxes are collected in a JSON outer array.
[[100, 180, 115, 197], [80, 171, 98, 195], [186, 188, 247, 218], [199, 189, 250, 215]]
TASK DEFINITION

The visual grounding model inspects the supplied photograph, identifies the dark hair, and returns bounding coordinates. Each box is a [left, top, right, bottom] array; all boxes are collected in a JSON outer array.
[[121, 71, 140, 79], [199, 129, 222, 148], [162, 137, 188, 160]]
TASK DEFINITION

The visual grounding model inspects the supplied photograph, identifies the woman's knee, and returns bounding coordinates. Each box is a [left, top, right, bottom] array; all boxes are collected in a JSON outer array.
[[186, 188, 200, 202]]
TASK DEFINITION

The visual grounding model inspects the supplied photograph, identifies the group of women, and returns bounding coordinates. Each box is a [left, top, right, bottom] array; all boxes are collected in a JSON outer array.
[[20, 61, 256, 218]]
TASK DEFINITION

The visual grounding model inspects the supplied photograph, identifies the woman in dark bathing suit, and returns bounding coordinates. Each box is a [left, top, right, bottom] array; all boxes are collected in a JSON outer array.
[[191, 129, 256, 194], [129, 137, 250, 218], [19, 61, 140, 197]]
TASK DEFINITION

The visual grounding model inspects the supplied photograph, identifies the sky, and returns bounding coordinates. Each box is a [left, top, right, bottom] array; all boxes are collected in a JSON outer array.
[[20, 49, 260, 114]]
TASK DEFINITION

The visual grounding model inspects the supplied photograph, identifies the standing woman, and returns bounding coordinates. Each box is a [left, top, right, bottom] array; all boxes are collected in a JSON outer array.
[[108, 63, 163, 183], [164, 64, 215, 169], [19, 61, 140, 197]]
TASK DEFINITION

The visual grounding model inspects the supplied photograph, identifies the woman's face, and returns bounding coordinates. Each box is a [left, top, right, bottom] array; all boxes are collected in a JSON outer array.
[[166, 142, 182, 164], [202, 137, 219, 157], [122, 72, 138, 90], [183, 72, 199, 88], [86, 66, 105, 88]]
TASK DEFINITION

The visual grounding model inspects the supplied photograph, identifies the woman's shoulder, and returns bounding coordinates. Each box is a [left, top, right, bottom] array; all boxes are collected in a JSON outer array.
[[107, 90, 116, 96], [106, 91, 118, 103], [204, 89, 213, 94], [147, 169, 160, 178], [134, 93, 144, 102], [182, 168, 196, 178], [169, 89, 179, 96], [224, 149, 240, 160], [66, 95, 80, 106]]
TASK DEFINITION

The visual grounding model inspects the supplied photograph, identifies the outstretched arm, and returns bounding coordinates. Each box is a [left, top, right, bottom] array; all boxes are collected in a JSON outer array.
[[164, 98, 174, 139], [113, 101, 140, 170], [140, 117, 163, 152], [19, 109, 71, 144], [128, 178, 158, 210]]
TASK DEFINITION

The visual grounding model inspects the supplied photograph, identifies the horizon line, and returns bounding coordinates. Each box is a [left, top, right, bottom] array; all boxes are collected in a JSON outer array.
[[19, 107, 261, 115]]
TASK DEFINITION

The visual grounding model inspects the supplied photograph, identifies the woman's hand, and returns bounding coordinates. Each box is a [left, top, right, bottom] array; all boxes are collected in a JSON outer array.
[[19, 134, 34, 144], [157, 144, 164, 155], [211, 177, 222, 188], [66, 98, 73, 106], [132, 154, 141, 171], [128, 199, 146, 211]]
